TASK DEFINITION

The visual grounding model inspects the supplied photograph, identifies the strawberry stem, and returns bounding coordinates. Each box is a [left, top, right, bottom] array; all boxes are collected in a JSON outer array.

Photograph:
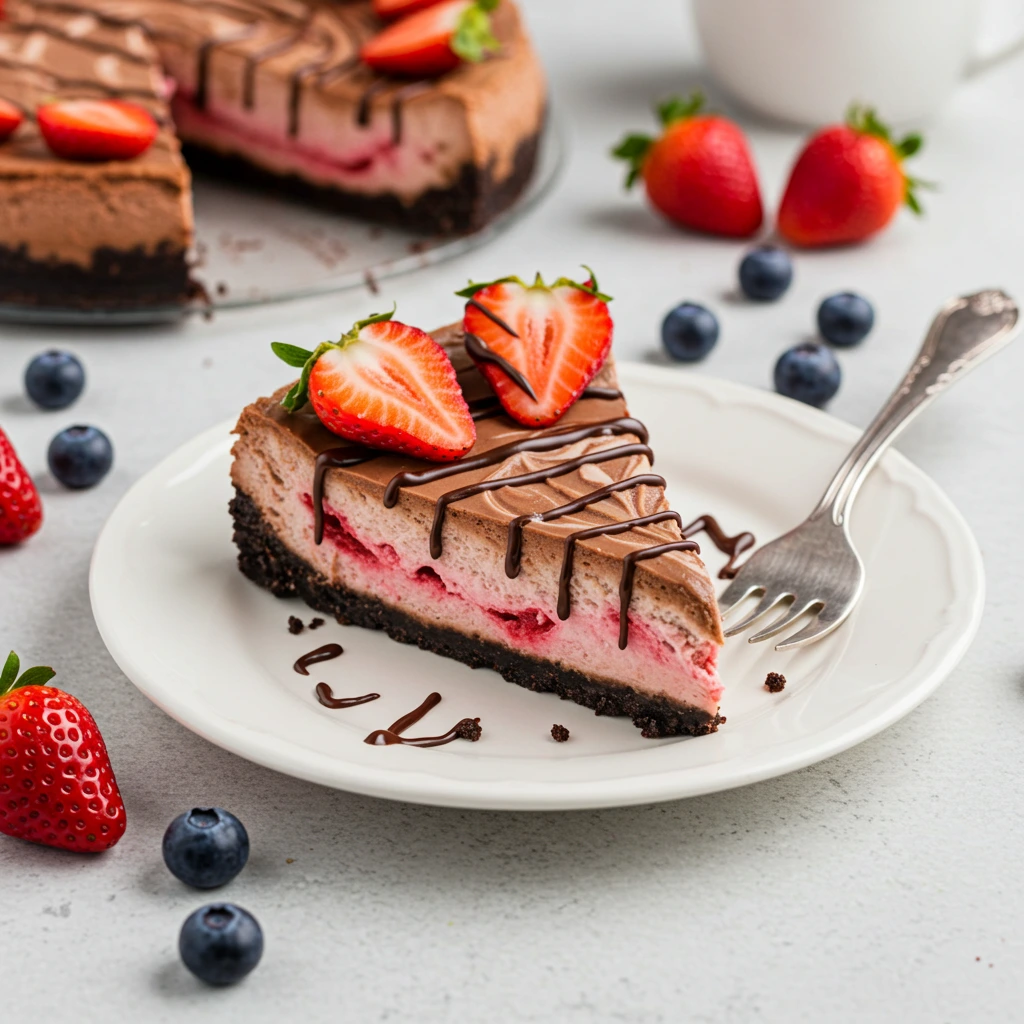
[[273, 307, 397, 413], [0, 650, 55, 697], [846, 104, 930, 214], [456, 269, 612, 303], [451, 0, 500, 64], [612, 92, 704, 190]]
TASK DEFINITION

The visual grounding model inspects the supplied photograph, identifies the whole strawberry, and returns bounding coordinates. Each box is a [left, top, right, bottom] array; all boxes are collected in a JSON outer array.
[[0, 426, 42, 544], [612, 93, 763, 238], [778, 106, 928, 247], [0, 652, 126, 852]]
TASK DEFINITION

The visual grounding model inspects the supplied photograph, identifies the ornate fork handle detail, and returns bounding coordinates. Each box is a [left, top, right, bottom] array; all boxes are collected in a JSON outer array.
[[811, 290, 1019, 526]]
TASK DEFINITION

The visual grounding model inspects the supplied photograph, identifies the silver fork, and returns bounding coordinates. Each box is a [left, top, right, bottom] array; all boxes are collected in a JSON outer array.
[[719, 289, 1019, 652]]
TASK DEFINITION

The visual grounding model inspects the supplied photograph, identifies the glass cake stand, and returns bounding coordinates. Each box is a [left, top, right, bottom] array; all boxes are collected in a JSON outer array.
[[0, 115, 564, 326]]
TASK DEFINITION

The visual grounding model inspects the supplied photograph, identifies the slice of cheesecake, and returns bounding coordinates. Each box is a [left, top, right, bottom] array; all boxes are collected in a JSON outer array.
[[230, 325, 726, 738], [0, 8, 194, 309]]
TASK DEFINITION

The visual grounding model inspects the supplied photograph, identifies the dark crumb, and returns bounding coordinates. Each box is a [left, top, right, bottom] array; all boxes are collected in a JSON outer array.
[[550, 723, 570, 742], [215, 281, 228, 296], [287, 615, 305, 635], [764, 671, 786, 693], [308, 617, 325, 630], [364, 269, 380, 295], [456, 718, 482, 741]]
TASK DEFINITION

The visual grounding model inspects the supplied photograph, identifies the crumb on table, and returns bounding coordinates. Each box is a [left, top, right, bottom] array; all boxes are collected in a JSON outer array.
[[309, 618, 325, 630], [288, 615, 304, 635], [764, 671, 786, 693], [551, 723, 570, 742], [456, 718, 482, 741]]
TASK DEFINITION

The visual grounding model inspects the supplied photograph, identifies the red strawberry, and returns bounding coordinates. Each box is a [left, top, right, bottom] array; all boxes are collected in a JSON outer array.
[[0, 99, 23, 142], [778, 106, 928, 247], [458, 269, 613, 427], [372, 0, 443, 19], [612, 93, 763, 238], [360, 0, 499, 77], [0, 652, 126, 853], [37, 99, 158, 162], [0, 427, 42, 544], [272, 309, 476, 461]]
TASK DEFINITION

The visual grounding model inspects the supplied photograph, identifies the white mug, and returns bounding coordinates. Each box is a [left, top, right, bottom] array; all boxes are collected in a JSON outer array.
[[691, 0, 1024, 125]]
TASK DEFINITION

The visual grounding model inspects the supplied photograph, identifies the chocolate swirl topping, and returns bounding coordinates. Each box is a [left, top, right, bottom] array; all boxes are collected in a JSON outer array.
[[363, 692, 481, 748]]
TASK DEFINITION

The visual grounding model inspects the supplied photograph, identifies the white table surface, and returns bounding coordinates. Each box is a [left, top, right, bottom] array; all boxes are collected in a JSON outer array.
[[3, 1, 1023, 1020]]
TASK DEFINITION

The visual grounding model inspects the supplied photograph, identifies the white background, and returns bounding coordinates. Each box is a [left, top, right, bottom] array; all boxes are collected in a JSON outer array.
[[2, 0, 1023, 1019]]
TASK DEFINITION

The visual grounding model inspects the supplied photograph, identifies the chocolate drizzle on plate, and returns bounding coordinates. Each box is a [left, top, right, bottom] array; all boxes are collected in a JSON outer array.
[[293, 642, 344, 675], [315, 681, 379, 709], [363, 692, 481, 747]]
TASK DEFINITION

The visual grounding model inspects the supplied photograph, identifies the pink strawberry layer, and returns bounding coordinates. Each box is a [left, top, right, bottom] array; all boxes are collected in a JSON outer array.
[[309, 491, 721, 712], [172, 91, 472, 201]]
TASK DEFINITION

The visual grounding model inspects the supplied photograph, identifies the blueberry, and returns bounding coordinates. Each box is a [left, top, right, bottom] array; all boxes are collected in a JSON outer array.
[[179, 903, 263, 986], [738, 246, 793, 301], [47, 425, 113, 489], [774, 342, 841, 407], [163, 808, 250, 889], [25, 350, 85, 410], [817, 292, 874, 347], [661, 302, 719, 362]]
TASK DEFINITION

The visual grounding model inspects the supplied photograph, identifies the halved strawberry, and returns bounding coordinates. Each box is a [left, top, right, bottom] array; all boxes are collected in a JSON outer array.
[[37, 99, 158, 162], [372, 0, 443, 20], [360, 0, 499, 77], [272, 309, 476, 462], [458, 269, 614, 427], [0, 99, 24, 143]]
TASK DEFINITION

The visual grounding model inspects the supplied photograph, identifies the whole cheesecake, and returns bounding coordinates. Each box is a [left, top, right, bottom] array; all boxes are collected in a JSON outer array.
[[0, 0, 546, 309], [231, 325, 731, 738]]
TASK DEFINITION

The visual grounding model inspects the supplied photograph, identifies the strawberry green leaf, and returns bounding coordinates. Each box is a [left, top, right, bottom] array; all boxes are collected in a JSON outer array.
[[897, 133, 923, 158], [455, 276, 525, 298], [14, 665, 55, 689], [656, 92, 704, 127], [458, 270, 611, 303], [271, 342, 313, 368], [277, 308, 397, 414], [610, 133, 653, 190], [0, 650, 18, 693], [0, 652, 55, 696], [451, 0, 500, 64]]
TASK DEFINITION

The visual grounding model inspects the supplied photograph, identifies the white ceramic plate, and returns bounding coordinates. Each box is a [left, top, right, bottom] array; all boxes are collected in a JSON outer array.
[[90, 366, 984, 810]]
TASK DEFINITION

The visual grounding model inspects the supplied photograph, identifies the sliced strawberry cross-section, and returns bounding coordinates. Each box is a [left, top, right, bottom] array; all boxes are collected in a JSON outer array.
[[272, 308, 476, 462], [360, 0, 499, 77], [37, 99, 158, 162], [458, 269, 614, 427]]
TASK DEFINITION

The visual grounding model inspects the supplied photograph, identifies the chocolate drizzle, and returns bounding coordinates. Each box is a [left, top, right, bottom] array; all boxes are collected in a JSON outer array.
[[304, 383, 753, 650], [363, 692, 481, 747], [315, 681, 379, 709], [23, 0, 440, 148], [680, 515, 755, 580], [464, 332, 537, 401], [293, 642, 344, 675], [429, 441, 653, 559], [382, 417, 649, 507], [466, 296, 519, 337]]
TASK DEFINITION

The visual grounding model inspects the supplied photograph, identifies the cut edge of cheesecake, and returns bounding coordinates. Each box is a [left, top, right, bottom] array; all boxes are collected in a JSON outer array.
[[229, 324, 727, 738]]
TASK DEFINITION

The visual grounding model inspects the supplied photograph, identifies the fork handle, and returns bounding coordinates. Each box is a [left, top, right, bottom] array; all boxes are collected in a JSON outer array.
[[811, 289, 1019, 526]]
